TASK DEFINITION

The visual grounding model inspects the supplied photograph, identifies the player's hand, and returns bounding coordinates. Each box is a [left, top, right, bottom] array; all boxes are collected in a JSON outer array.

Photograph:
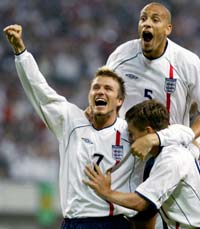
[[3, 24, 26, 54], [84, 106, 93, 123], [130, 134, 158, 160], [83, 163, 112, 199]]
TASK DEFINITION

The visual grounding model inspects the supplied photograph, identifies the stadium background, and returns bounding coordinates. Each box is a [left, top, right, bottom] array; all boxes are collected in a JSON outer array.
[[0, 0, 199, 228]]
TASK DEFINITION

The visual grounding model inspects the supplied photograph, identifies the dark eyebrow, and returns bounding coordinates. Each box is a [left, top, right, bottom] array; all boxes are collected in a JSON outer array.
[[91, 82, 100, 87], [105, 84, 114, 89]]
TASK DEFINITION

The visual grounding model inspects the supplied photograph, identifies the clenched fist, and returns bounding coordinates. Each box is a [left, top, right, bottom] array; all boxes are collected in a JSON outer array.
[[3, 24, 26, 54]]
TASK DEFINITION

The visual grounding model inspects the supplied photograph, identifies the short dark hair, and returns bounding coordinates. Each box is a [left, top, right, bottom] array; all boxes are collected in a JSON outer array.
[[125, 99, 169, 131]]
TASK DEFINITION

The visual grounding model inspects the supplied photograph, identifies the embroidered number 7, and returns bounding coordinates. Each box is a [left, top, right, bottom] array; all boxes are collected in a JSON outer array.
[[93, 153, 104, 165], [93, 154, 104, 172]]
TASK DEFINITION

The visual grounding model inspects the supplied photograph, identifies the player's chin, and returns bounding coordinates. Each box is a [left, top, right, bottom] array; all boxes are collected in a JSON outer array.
[[94, 111, 106, 116], [93, 107, 107, 115], [141, 40, 153, 50]]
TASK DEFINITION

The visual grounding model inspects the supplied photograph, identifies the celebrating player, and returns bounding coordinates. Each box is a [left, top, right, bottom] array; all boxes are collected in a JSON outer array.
[[3, 24, 150, 229], [106, 2, 200, 155], [105, 4, 200, 227], [84, 99, 200, 229]]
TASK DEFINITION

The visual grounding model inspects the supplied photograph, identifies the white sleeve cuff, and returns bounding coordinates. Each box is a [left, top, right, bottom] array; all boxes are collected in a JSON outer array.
[[15, 50, 29, 61]]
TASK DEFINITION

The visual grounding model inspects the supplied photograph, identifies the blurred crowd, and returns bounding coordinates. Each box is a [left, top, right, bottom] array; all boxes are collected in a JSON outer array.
[[0, 0, 200, 183]]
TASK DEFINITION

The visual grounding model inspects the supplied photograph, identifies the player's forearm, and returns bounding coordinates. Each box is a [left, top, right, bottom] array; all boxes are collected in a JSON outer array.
[[13, 41, 26, 55], [131, 125, 195, 160], [130, 133, 160, 160], [103, 190, 149, 212], [146, 133, 160, 146]]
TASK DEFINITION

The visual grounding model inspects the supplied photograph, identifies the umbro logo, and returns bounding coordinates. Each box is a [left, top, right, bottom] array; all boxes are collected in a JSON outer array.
[[125, 73, 138, 79], [81, 138, 93, 144]]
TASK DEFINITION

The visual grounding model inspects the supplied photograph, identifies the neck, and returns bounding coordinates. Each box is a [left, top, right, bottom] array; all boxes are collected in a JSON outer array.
[[92, 113, 117, 130], [150, 146, 162, 157], [144, 40, 168, 60]]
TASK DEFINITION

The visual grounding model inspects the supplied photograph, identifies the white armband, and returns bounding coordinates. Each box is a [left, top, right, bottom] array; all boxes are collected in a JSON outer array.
[[157, 124, 195, 146]]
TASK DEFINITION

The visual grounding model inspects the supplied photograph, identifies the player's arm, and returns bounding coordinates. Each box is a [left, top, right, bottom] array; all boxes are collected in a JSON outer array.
[[3, 24, 67, 138], [83, 163, 150, 211], [84, 163, 158, 229], [130, 124, 195, 160]]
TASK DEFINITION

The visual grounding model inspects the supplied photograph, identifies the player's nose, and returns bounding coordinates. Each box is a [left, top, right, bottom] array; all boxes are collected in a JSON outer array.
[[142, 17, 152, 28]]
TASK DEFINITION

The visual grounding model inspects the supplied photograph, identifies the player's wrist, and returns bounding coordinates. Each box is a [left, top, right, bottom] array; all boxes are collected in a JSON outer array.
[[14, 47, 26, 56], [100, 189, 113, 201], [146, 133, 160, 147], [13, 42, 26, 55]]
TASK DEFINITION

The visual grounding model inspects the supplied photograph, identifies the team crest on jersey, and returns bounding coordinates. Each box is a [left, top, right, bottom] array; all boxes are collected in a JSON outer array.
[[112, 145, 123, 161], [164, 78, 177, 94]]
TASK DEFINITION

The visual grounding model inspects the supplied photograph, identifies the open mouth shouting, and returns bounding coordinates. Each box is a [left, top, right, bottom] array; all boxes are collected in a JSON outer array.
[[95, 98, 107, 108], [142, 31, 153, 43], [92, 98, 109, 116], [141, 30, 155, 55]]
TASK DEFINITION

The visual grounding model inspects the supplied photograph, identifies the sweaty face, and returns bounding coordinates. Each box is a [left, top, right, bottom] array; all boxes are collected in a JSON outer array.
[[88, 76, 123, 117], [138, 4, 172, 59]]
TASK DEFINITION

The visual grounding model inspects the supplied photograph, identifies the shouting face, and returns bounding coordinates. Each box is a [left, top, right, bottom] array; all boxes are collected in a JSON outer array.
[[138, 3, 172, 59], [88, 76, 123, 119]]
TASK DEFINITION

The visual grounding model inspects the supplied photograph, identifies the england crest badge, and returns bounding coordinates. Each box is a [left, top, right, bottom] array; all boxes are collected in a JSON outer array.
[[112, 145, 123, 161], [164, 78, 177, 94]]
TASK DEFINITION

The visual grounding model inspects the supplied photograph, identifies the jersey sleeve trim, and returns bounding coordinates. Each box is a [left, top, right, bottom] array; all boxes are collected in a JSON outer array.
[[135, 190, 158, 210], [15, 48, 27, 56]]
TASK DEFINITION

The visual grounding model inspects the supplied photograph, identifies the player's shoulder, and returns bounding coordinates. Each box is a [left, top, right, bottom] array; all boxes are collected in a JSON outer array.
[[162, 144, 192, 162], [162, 144, 196, 177], [113, 39, 140, 53], [168, 38, 200, 63], [63, 102, 90, 126], [106, 39, 141, 68]]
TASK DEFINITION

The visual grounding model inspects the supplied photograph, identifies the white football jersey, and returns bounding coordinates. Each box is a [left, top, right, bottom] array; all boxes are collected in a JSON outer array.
[[135, 144, 200, 228], [106, 38, 200, 125], [15, 51, 143, 218]]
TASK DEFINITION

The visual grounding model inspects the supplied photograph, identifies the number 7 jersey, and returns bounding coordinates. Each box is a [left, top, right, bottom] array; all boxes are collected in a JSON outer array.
[[15, 51, 142, 219]]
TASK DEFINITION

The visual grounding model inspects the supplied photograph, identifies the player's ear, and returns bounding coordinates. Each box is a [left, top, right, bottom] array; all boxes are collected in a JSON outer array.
[[146, 126, 154, 134], [166, 23, 172, 36], [117, 97, 123, 107]]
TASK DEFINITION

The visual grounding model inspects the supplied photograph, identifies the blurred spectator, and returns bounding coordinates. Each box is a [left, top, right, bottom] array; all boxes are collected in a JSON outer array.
[[0, 153, 9, 177]]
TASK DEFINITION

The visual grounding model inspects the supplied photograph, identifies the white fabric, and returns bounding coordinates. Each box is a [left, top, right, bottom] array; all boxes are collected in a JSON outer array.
[[106, 38, 200, 125], [157, 124, 195, 146], [187, 142, 200, 160], [136, 144, 200, 228], [15, 51, 144, 218]]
